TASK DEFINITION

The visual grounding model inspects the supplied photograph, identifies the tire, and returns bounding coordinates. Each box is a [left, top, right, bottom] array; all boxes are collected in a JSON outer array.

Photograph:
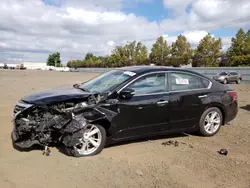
[[65, 124, 106, 157], [198, 107, 223, 137], [236, 78, 241, 84], [223, 79, 228, 84]]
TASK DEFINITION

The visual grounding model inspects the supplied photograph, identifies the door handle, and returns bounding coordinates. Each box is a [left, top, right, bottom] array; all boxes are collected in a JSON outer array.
[[198, 95, 207, 98], [157, 100, 169, 105]]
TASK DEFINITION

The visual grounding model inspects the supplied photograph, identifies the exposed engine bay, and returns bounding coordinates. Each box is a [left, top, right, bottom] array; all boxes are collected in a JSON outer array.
[[12, 93, 114, 156]]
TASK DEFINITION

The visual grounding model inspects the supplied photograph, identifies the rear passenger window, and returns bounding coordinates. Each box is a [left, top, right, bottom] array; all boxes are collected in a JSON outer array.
[[231, 72, 238, 75], [170, 72, 210, 91]]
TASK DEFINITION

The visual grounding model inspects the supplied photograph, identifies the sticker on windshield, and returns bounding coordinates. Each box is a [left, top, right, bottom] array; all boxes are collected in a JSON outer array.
[[123, 71, 136, 77], [176, 78, 189, 85]]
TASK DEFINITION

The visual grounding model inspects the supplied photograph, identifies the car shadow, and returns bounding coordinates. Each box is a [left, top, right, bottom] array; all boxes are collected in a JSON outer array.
[[12, 132, 194, 157], [240, 105, 250, 112], [104, 132, 191, 148], [54, 133, 191, 157]]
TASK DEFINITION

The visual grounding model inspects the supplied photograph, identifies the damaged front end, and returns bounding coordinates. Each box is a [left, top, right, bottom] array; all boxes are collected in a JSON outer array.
[[11, 94, 111, 155]]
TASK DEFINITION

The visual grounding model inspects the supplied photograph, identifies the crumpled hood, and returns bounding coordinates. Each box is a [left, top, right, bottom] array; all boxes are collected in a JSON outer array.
[[21, 84, 91, 104]]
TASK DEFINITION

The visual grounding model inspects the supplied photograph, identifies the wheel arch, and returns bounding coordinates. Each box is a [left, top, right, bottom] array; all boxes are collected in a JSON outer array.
[[91, 118, 112, 137], [205, 103, 226, 125]]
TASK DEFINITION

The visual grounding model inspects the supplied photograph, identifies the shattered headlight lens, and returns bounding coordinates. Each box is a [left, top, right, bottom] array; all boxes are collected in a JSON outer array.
[[74, 102, 88, 109]]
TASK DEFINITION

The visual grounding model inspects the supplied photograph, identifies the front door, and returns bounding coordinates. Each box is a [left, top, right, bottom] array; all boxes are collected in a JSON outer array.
[[168, 71, 212, 130], [112, 72, 171, 140]]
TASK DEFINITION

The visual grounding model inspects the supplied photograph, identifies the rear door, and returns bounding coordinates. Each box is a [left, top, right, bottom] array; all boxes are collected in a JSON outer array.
[[228, 72, 236, 82], [231, 72, 239, 82], [168, 71, 212, 130]]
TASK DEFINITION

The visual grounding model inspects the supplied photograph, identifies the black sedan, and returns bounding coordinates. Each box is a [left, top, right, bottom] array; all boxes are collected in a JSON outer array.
[[12, 66, 238, 157]]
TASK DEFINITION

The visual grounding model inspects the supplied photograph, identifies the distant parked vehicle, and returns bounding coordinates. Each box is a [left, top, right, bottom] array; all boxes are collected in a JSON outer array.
[[3, 63, 8, 69], [213, 71, 242, 84]]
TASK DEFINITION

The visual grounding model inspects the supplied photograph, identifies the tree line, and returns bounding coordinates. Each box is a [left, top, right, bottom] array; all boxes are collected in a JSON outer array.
[[47, 28, 250, 68]]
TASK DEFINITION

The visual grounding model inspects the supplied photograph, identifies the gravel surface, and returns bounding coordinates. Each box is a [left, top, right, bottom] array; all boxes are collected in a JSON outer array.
[[0, 70, 249, 188]]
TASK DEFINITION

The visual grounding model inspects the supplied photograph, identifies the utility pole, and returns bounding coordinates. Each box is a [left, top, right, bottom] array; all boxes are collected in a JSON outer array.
[[161, 44, 163, 66]]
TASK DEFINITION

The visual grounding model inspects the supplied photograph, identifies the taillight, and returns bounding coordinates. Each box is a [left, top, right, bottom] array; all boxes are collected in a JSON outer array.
[[227, 91, 238, 101]]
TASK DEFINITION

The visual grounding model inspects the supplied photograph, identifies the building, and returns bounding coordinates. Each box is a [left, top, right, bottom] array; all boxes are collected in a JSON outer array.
[[23, 62, 47, 70], [0, 63, 18, 68]]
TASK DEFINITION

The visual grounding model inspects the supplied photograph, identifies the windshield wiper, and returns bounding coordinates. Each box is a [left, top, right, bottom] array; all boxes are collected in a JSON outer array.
[[78, 87, 90, 92], [73, 84, 90, 92]]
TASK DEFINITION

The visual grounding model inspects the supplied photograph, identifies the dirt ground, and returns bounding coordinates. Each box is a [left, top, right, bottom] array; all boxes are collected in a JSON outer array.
[[0, 69, 249, 188]]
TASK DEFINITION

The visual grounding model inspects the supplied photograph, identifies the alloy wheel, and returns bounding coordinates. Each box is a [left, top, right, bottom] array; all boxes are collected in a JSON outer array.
[[74, 124, 102, 155], [204, 111, 221, 134]]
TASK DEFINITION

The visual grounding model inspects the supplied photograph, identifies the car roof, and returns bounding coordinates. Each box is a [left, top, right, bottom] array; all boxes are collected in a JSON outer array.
[[117, 65, 209, 78]]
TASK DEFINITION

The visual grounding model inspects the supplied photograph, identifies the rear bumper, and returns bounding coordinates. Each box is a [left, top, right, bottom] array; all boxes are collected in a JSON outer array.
[[224, 100, 238, 124]]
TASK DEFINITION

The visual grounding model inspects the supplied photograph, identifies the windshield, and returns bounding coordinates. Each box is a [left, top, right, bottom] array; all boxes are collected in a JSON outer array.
[[218, 72, 228, 76], [79, 69, 136, 93]]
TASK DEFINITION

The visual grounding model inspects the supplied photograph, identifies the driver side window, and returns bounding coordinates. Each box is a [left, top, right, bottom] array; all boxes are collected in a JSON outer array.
[[126, 73, 166, 95]]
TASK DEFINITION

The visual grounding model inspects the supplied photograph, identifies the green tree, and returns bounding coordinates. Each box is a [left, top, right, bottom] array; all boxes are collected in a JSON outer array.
[[170, 34, 192, 67], [47, 52, 62, 67], [227, 28, 250, 66], [85, 53, 95, 60], [228, 28, 246, 56], [135, 43, 149, 65], [192, 34, 222, 67], [149, 36, 170, 65], [125, 41, 137, 64], [111, 45, 130, 66], [244, 29, 250, 54], [109, 41, 149, 66]]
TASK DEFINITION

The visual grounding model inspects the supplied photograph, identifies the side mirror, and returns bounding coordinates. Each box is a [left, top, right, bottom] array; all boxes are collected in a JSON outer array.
[[119, 88, 135, 100]]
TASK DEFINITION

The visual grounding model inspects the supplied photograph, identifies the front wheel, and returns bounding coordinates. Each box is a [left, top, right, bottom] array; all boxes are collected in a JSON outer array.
[[198, 107, 223, 136], [223, 79, 228, 84], [65, 124, 106, 157], [236, 78, 241, 84]]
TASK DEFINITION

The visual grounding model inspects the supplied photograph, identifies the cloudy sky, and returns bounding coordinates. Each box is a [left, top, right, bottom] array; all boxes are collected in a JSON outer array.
[[1, 0, 250, 64]]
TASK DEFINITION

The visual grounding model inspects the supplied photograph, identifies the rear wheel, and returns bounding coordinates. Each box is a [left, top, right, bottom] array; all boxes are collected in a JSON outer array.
[[65, 124, 106, 157], [198, 107, 223, 136]]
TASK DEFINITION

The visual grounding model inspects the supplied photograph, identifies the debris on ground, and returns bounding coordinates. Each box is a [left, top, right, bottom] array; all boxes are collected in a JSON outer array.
[[135, 170, 144, 176], [161, 140, 193, 148], [42, 146, 51, 156], [162, 140, 179, 147], [217, 149, 228, 156]]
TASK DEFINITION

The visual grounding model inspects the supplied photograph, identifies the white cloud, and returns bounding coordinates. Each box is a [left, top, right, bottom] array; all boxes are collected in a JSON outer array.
[[188, 0, 250, 29], [161, 30, 215, 48], [0, 0, 249, 63], [163, 0, 194, 15], [107, 41, 115, 46], [183, 30, 210, 46], [0, 0, 164, 63], [221, 37, 232, 51]]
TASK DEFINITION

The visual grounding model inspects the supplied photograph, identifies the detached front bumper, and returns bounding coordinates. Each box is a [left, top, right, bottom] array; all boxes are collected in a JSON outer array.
[[12, 127, 41, 149], [11, 120, 39, 149], [11, 101, 38, 149]]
